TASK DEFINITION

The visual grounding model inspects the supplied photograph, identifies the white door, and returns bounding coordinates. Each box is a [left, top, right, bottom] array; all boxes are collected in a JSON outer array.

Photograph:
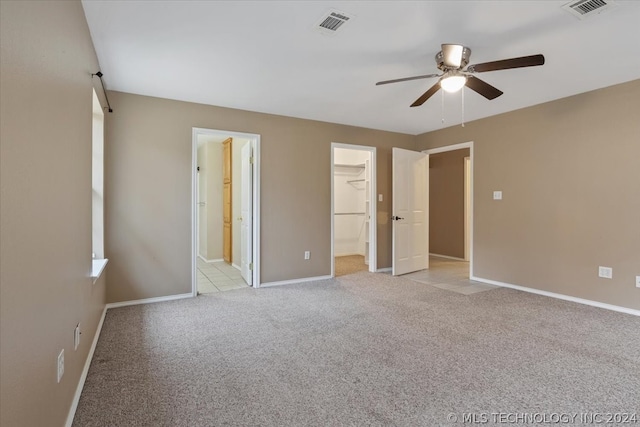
[[197, 170, 207, 259], [392, 148, 429, 275], [240, 143, 253, 285]]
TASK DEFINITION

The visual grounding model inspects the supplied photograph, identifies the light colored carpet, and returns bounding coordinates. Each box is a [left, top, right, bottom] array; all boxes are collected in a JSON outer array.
[[73, 272, 640, 426], [335, 255, 368, 276]]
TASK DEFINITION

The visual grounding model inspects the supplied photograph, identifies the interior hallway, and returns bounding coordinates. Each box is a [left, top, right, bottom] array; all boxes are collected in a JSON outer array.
[[197, 258, 249, 294]]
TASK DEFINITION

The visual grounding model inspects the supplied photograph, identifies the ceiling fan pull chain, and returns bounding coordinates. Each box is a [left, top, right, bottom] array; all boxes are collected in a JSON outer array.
[[461, 87, 465, 127]]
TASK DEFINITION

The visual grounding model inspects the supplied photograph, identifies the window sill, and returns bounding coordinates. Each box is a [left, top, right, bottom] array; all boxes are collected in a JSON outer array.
[[91, 258, 108, 284]]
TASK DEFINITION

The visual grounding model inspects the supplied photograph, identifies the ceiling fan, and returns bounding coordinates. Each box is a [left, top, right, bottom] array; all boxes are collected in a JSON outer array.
[[376, 44, 545, 107]]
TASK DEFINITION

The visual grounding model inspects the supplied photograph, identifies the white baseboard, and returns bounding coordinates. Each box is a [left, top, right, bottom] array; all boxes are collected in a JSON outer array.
[[376, 267, 392, 273], [106, 293, 193, 309], [471, 276, 640, 317], [430, 253, 465, 261], [198, 255, 223, 263], [65, 305, 107, 427], [260, 275, 333, 288], [232, 263, 241, 271]]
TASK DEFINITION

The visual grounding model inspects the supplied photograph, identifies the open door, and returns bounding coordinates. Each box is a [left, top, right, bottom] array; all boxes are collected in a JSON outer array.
[[392, 147, 429, 276], [240, 142, 253, 286]]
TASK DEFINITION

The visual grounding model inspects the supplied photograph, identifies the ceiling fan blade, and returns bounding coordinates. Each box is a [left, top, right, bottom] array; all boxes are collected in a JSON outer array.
[[441, 44, 464, 68], [376, 73, 439, 86], [465, 76, 503, 100], [467, 54, 545, 73], [410, 82, 441, 107]]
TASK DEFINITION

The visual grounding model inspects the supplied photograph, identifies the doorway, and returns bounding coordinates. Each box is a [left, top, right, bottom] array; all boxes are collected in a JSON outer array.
[[191, 128, 261, 295], [331, 143, 377, 276], [423, 142, 474, 278]]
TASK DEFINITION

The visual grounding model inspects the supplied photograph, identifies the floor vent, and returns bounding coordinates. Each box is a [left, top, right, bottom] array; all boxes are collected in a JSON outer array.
[[562, 0, 617, 19], [315, 9, 354, 35]]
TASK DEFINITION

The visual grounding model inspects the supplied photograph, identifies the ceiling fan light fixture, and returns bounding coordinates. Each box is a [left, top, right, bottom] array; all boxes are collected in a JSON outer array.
[[440, 75, 467, 93]]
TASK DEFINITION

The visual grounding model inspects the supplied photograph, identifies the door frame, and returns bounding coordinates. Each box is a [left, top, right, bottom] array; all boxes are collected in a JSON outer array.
[[191, 127, 261, 294], [422, 141, 474, 277], [331, 142, 377, 276]]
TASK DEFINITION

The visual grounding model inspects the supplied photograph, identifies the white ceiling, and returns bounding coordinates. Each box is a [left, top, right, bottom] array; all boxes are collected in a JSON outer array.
[[82, 1, 640, 135]]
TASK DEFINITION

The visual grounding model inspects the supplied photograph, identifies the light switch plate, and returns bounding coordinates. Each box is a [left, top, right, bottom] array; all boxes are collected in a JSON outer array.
[[636, 276, 640, 288], [378, 194, 383, 202], [74, 323, 80, 351], [598, 266, 613, 279], [57, 349, 64, 383], [493, 191, 502, 200]]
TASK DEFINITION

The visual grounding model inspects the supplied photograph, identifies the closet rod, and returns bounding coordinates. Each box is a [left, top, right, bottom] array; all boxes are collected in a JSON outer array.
[[334, 163, 365, 168], [334, 212, 365, 216]]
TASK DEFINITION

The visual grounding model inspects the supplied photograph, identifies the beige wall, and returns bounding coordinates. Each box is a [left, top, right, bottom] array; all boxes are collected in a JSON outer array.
[[429, 149, 470, 259], [105, 91, 415, 301], [0, 1, 107, 426], [416, 79, 640, 310]]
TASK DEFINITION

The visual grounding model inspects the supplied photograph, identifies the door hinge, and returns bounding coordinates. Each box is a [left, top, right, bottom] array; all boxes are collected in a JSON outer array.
[[249, 263, 253, 271], [249, 157, 255, 164]]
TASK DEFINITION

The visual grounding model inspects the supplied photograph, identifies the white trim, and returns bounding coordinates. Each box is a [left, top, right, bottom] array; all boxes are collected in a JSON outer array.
[[464, 156, 471, 261], [260, 275, 333, 288], [331, 143, 377, 277], [232, 263, 241, 271], [198, 255, 223, 263], [471, 276, 640, 317], [335, 252, 367, 257], [423, 141, 471, 154], [191, 131, 198, 297], [90, 258, 108, 284], [430, 253, 465, 261], [376, 267, 392, 273], [191, 128, 261, 291], [105, 293, 193, 309], [65, 306, 107, 427], [423, 141, 474, 277]]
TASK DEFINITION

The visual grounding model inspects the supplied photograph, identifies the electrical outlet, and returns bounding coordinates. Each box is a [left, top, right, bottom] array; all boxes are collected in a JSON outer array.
[[57, 349, 64, 383], [636, 276, 640, 288], [493, 191, 502, 200], [74, 323, 80, 351], [304, 251, 310, 260], [598, 266, 613, 279], [378, 194, 383, 202]]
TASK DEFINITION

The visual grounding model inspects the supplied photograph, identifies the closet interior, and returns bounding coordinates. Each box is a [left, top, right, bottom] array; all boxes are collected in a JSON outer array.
[[333, 147, 372, 276]]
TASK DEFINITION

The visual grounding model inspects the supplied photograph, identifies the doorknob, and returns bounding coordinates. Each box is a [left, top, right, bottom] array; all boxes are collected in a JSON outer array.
[[237, 216, 243, 221], [391, 216, 405, 221]]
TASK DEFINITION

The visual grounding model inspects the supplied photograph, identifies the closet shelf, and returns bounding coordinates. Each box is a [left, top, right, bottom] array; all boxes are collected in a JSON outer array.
[[347, 179, 365, 183], [334, 163, 365, 169], [334, 212, 365, 216]]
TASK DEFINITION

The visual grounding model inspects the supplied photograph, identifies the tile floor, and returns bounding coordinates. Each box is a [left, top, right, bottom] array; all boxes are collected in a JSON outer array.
[[197, 258, 250, 294], [404, 256, 499, 295]]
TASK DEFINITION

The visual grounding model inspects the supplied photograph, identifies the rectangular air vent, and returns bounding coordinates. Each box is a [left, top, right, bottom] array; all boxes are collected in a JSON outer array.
[[562, 0, 617, 19], [314, 9, 354, 35]]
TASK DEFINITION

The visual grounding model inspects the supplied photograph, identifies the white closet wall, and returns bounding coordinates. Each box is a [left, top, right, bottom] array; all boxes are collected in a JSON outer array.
[[334, 148, 370, 257]]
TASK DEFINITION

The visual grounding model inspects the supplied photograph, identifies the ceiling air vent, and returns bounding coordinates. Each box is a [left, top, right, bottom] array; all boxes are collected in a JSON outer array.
[[314, 9, 354, 35], [562, 0, 617, 19]]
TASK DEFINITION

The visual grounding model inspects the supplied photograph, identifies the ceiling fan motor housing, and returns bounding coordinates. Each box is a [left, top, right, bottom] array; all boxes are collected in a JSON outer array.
[[436, 45, 472, 71]]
